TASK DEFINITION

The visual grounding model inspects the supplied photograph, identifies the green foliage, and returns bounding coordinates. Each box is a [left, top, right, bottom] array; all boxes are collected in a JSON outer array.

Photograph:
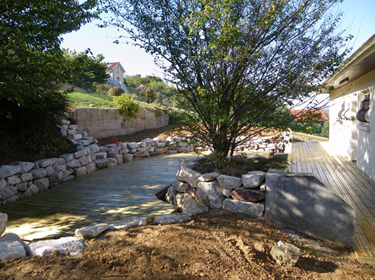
[[101, 0, 350, 159], [108, 86, 125, 96], [63, 49, 109, 92], [95, 83, 110, 94], [0, 0, 96, 160], [113, 94, 140, 120]]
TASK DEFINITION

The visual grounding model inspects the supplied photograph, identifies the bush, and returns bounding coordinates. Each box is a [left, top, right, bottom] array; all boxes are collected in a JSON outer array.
[[108, 87, 125, 96], [95, 83, 110, 94], [113, 94, 140, 120]]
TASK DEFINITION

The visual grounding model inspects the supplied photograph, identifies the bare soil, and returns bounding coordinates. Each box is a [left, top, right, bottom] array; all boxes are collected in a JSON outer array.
[[1, 126, 372, 280]]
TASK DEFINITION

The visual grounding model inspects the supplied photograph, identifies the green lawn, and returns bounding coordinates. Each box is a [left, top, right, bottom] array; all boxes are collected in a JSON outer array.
[[66, 92, 161, 110]]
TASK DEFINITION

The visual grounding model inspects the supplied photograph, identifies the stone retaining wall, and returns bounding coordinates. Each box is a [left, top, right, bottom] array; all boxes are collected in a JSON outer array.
[[0, 118, 193, 206], [69, 108, 169, 139]]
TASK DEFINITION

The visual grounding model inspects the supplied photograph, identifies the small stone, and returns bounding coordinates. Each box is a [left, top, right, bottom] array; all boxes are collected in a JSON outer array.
[[217, 175, 242, 189], [35, 158, 58, 168], [222, 199, 264, 217], [154, 213, 191, 225], [34, 178, 49, 192], [270, 241, 300, 267], [75, 223, 109, 238], [30, 168, 47, 180], [231, 188, 265, 202], [198, 172, 219, 182], [7, 175, 21, 185], [27, 237, 85, 257], [242, 171, 266, 188]]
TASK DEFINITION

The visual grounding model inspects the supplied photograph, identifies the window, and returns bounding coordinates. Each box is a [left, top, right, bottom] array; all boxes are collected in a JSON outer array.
[[116, 77, 120, 82], [116, 65, 119, 73]]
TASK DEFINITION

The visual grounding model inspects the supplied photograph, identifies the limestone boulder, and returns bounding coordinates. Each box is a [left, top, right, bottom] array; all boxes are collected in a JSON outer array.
[[75, 223, 109, 238], [173, 180, 191, 193], [242, 171, 266, 188], [182, 195, 209, 216], [35, 158, 57, 168], [231, 188, 265, 202], [196, 181, 225, 209], [95, 159, 109, 169], [0, 178, 6, 191], [10, 162, 34, 173], [27, 237, 85, 257], [21, 184, 39, 198], [176, 166, 202, 188], [123, 154, 134, 162], [198, 172, 219, 182], [217, 175, 242, 189], [6, 175, 21, 185], [166, 186, 177, 206], [34, 178, 49, 192], [0, 233, 27, 251], [223, 199, 264, 217], [65, 159, 81, 170], [154, 213, 191, 225], [30, 168, 47, 180], [108, 217, 147, 230]]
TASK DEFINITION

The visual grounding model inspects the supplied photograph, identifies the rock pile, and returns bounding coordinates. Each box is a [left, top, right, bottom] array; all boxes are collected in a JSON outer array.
[[162, 161, 266, 217], [0, 118, 196, 206]]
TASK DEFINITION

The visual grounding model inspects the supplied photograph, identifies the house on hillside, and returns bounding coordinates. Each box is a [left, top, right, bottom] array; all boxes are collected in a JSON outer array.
[[106, 62, 129, 94], [322, 33, 375, 181], [290, 109, 328, 127]]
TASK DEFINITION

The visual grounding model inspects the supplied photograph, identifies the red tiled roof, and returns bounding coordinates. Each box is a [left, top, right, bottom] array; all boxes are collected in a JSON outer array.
[[290, 109, 328, 122], [107, 62, 119, 69]]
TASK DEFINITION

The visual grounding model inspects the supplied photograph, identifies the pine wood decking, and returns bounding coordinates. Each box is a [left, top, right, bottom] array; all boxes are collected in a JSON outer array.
[[289, 141, 375, 265]]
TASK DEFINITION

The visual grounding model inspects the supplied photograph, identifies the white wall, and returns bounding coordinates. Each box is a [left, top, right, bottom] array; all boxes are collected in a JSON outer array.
[[329, 94, 358, 161], [356, 85, 375, 181]]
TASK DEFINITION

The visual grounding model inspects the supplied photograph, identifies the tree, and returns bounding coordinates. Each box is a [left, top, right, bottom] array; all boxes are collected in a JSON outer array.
[[0, 0, 96, 160], [63, 49, 109, 92], [101, 0, 350, 159]]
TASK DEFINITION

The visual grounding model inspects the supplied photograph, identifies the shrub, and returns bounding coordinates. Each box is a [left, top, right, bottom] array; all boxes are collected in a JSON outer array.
[[95, 83, 110, 94], [108, 87, 125, 96], [113, 94, 140, 120]]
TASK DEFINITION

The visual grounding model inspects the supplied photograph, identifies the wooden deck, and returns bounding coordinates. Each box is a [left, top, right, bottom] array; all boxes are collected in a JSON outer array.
[[289, 141, 375, 265]]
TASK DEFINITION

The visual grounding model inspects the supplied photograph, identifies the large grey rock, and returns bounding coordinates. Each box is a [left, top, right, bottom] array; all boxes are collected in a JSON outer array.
[[123, 154, 134, 162], [0, 165, 21, 177], [59, 153, 74, 162], [176, 166, 202, 188], [128, 142, 138, 149], [88, 144, 100, 153], [265, 173, 355, 247], [92, 152, 107, 161], [86, 162, 97, 173], [0, 241, 26, 260], [6, 175, 21, 185], [223, 199, 264, 217], [196, 181, 225, 209], [217, 175, 242, 189], [108, 217, 147, 230], [74, 149, 87, 159], [2, 195, 19, 205], [0, 178, 6, 191], [10, 162, 34, 173], [75, 166, 87, 177], [95, 159, 109, 169], [182, 195, 209, 216], [231, 188, 265, 202], [242, 171, 266, 188], [78, 155, 91, 166], [198, 172, 219, 182], [270, 241, 300, 267], [154, 213, 191, 225], [65, 159, 81, 169], [45, 164, 57, 176], [0, 213, 8, 235], [0, 186, 17, 199], [35, 158, 57, 168], [34, 178, 49, 192], [27, 237, 85, 257], [16, 182, 28, 192], [107, 158, 118, 166], [30, 168, 47, 180], [173, 180, 191, 193], [75, 223, 109, 238], [20, 173, 33, 182]]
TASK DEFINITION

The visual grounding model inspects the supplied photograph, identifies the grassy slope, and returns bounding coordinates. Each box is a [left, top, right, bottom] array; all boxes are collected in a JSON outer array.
[[66, 92, 161, 110]]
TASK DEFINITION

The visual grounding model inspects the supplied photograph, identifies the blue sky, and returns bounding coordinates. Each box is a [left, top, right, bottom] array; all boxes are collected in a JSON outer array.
[[61, 1, 375, 78]]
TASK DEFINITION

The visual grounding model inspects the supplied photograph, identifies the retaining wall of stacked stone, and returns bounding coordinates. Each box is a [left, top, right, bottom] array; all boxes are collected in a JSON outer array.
[[0, 119, 194, 206]]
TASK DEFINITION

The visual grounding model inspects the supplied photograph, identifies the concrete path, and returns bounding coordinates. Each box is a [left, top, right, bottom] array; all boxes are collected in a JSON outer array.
[[1, 153, 199, 241]]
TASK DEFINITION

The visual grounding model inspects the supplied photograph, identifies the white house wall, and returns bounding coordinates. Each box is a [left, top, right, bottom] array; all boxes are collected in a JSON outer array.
[[329, 94, 358, 161], [356, 85, 375, 181]]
